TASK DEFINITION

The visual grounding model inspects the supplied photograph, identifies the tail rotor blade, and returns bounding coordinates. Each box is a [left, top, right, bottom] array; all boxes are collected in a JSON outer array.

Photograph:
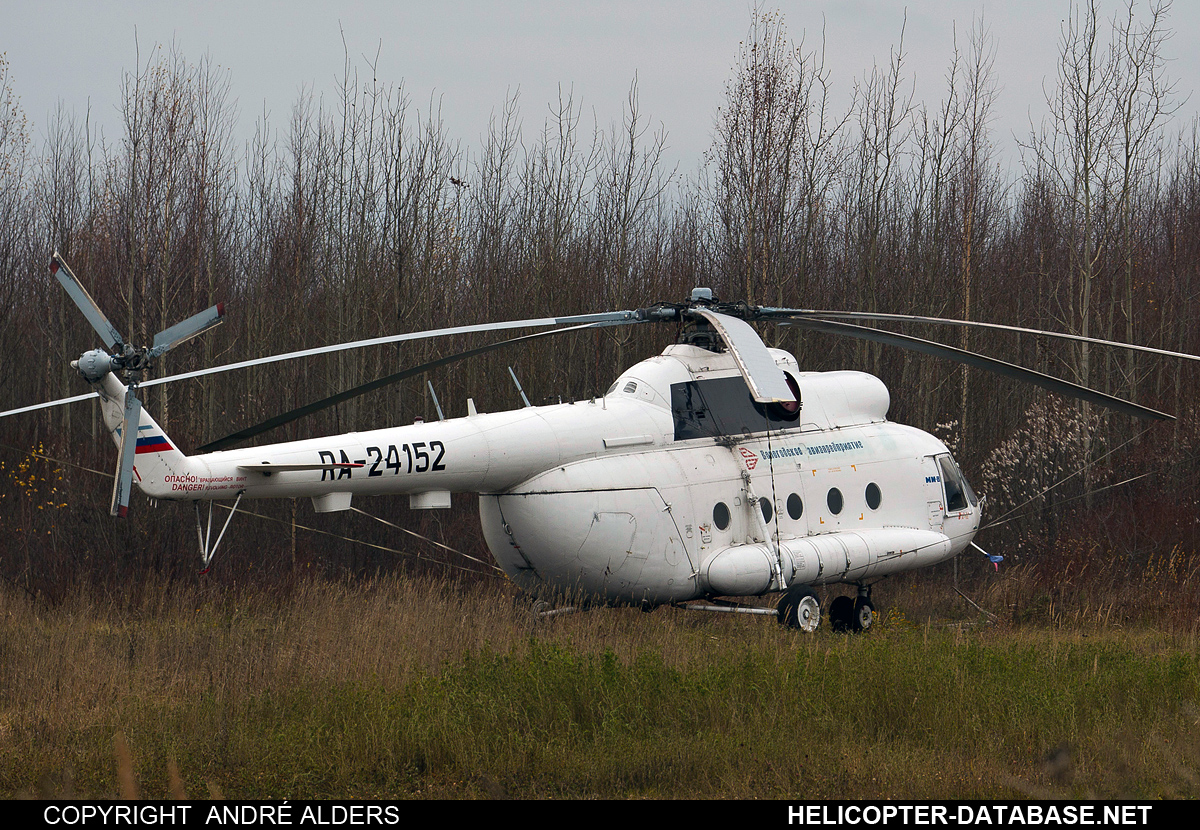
[[50, 252, 125, 352], [110, 393, 142, 518], [150, 303, 226, 357]]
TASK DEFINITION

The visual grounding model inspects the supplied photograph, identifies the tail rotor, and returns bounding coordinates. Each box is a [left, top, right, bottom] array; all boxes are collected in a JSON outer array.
[[51, 252, 225, 517]]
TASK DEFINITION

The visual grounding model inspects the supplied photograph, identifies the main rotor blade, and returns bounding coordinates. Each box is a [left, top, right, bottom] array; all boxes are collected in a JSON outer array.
[[150, 303, 226, 357], [764, 308, 1200, 364], [1, 312, 641, 421], [196, 322, 619, 452], [111, 393, 142, 518], [142, 311, 639, 392], [50, 252, 124, 351], [775, 316, 1174, 421], [690, 309, 795, 403], [0, 391, 99, 420]]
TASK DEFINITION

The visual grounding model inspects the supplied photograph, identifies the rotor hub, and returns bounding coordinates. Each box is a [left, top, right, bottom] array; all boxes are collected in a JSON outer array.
[[72, 349, 121, 382], [677, 322, 725, 353], [72, 347, 153, 384]]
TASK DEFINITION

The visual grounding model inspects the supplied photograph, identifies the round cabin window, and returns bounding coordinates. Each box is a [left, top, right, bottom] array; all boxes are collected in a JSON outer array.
[[787, 493, 803, 520], [866, 482, 882, 510], [713, 502, 731, 531], [759, 497, 773, 523], [827, 488, 844, 515]]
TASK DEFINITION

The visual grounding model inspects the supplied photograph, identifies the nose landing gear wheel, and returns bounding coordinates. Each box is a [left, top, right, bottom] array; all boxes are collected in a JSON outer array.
[[777, 586, 822, 632]]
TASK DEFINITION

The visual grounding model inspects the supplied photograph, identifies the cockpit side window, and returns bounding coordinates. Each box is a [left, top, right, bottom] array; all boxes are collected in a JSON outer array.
[[937, 454, 974, 512]]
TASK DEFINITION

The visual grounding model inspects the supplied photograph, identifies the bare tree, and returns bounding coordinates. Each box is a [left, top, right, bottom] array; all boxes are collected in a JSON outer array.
[[0, 53, 33, 404], [1110, 0, 1177, 404], [710, 8, 806, 305], [1028, 0, 1119, 389], [37, 106, 93, 436], [954, 17, 1002, 458], [848, 18, 915, 374], [1017, 0, 1180, 500], [469, 88, 522, 322], [594, 76, 674, 370], [1019, 0, 1119, 506]]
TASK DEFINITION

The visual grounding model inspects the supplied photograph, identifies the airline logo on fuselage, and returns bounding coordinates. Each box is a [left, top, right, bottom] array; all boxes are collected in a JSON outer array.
[[759, 440, 865, 461]]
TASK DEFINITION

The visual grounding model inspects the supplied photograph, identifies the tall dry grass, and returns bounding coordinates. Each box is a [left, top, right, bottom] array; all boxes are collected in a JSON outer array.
[[1, 569, 1197, 799]]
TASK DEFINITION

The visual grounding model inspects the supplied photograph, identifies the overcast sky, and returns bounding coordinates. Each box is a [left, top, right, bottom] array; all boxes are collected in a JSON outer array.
[[5, 1, 1198, 175]]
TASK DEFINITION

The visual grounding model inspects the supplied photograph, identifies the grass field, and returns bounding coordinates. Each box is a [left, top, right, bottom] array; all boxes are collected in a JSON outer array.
[[1, 568, 1198, 799]]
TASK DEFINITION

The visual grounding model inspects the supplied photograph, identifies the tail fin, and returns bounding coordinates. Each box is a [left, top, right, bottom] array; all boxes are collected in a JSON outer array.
[[95, 372, 194, 499]]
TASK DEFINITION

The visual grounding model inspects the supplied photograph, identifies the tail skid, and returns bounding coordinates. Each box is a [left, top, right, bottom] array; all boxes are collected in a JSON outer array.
[[195, 494, 244, 572]]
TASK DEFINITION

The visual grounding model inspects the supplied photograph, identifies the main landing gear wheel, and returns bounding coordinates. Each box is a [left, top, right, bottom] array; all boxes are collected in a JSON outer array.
[[777, 586, 821, 632], [852, 595, 876, 633], [829, 595, 854, 632]]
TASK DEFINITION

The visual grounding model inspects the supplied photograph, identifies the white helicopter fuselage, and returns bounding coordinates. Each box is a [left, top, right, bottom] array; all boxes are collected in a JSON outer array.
[[94, 343, 980, 604]]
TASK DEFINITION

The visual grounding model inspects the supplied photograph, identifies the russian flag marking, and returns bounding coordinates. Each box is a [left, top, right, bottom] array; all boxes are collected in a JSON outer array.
[[135, 435, 173, 454]]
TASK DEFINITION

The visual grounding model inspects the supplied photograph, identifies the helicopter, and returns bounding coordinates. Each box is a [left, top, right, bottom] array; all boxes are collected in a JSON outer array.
[[4, 252, 1194, 633]]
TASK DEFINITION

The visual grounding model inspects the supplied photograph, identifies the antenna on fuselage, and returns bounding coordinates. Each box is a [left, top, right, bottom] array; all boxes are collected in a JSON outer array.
[[427, 380, 446, 421], [507, 366, 532, 408]]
